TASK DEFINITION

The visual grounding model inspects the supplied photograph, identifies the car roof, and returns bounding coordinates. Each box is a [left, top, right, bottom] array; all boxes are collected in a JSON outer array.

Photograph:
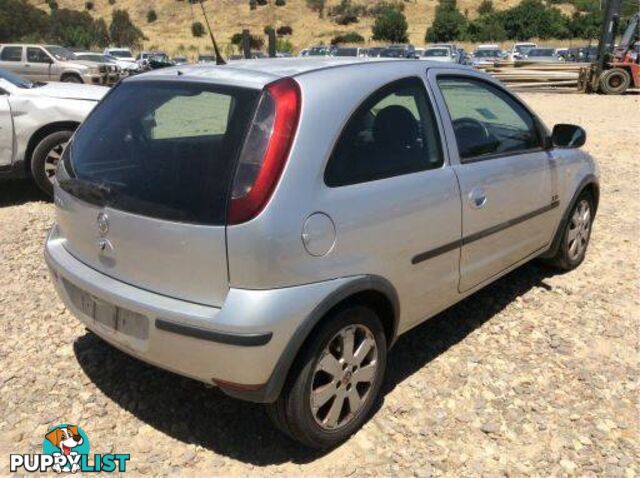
[[127, 57, 470, 89]]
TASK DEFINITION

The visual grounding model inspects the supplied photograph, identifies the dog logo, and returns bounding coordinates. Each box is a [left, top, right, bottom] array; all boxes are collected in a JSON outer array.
[[10, 423, 129, 473], [43, 424, 90, 473]]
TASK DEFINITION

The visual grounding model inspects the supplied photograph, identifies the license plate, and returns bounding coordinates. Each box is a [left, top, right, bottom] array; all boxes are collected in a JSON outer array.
[[69, 283, 148, 339]]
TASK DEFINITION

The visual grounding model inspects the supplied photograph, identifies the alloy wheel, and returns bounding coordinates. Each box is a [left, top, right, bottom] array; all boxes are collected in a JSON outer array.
[[43, 141, 67, 184], [566, 199, 591, 261], [310, 324, 379, 430]]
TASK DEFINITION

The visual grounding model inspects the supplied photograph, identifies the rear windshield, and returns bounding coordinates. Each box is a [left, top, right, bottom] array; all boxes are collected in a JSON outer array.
[[63, 81, 259, 225]]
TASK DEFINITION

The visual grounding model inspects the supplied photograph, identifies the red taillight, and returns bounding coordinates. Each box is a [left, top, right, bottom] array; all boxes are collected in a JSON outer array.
[[228, 78, 301, 225]]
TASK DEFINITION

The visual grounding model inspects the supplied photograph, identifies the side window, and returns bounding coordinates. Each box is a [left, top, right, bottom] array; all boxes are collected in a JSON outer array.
[[27, 47, 51, 63], [437, 77, 541, 161], [325, 77, 443, 187], [0, 47, 23, 62]]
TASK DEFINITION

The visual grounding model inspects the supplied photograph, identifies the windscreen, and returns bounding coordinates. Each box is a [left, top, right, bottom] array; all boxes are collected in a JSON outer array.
[[62, 81, 259, 225]]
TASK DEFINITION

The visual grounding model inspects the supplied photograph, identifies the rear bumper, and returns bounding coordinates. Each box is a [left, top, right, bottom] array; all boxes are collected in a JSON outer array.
[[44, 225, 352, 401]]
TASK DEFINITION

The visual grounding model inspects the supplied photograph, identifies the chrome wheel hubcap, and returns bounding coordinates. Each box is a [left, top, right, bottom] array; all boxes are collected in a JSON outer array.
[[310, 324, 378, 430], [567, 199, 591, 261], [44, 142, 67, 183]]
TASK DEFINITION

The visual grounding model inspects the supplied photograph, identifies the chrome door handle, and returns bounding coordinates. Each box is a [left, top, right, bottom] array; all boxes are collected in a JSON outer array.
[[469, 187, 487, 209]]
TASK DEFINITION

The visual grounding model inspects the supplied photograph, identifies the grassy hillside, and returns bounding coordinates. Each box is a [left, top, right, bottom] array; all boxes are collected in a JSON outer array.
[[30, 0, 577, 55]]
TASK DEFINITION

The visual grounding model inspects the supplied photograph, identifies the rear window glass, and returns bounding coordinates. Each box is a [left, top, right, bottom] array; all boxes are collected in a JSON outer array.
[[65, 81, 259, 225]]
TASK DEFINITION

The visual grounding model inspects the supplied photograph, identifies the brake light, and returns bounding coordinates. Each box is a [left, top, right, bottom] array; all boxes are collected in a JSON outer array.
[[228, 78, 301, 225]]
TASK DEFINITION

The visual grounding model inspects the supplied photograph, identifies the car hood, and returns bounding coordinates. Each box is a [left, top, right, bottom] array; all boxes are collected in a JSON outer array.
[[26, 82, 108, 101]]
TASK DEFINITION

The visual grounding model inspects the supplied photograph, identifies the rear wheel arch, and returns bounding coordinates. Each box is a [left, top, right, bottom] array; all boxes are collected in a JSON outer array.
[[220, 276, 400, 404]]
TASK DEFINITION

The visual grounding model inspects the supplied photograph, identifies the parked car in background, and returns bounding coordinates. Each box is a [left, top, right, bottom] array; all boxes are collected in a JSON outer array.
[[427, 43, 458, 61], [509, 42, 537, 60], [137, 51, 170, 69], [104, 47, 135, 63], [298, 48, 310, 57], [0, 44, 112, 84], [471, 47, 503, 67], [380, 44, 417, 58], [0, 68, 107, 195], [334, 47, 365, 57], [307, 46, 333, 57], [73, 52, 122, 83], [172, 56, 189, 65], [44, 57, 599, 449], [198, 54, 217, 63], [421, 46, 456, 63], [525, 47, 565, 62], [366, 47, 385, 57]]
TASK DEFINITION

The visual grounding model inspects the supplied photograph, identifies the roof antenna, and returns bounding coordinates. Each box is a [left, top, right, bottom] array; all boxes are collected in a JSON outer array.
[[198, 0, 226, 65]]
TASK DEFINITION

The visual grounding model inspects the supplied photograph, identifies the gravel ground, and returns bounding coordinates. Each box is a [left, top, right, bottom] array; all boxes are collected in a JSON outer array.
[[0, 92, 638, 477]]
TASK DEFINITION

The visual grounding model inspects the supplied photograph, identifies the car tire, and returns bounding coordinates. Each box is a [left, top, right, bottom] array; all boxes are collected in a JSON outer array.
[[267, 305, 387, 449], [31, 130, 73, 197], [61, 74, 83, 83], [599, 68, 631, 95], [546, 192, 594, 271]]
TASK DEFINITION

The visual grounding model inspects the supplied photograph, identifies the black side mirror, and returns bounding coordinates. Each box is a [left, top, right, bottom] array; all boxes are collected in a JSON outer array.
[[551, 123, 586, 148]]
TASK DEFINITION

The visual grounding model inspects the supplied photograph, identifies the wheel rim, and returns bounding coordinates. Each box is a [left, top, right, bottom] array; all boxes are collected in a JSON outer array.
[[310, 324, 378, 431], [43, 141, 68, 183], [609, 74, 623, 88], [566, 199, 591, 261]]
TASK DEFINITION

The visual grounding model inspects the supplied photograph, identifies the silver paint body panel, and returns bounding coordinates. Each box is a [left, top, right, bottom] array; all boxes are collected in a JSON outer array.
[[45, 59, 599, 390]]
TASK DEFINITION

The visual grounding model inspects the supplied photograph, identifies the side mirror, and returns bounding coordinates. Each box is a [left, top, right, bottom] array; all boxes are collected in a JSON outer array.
[[551, 124, 586, 148]]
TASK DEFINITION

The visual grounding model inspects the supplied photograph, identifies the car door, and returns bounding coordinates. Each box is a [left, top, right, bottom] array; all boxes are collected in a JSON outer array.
[[430, 71, 557, 292], [321, 77, 462, 330], [25, 47, 53, 81], [0, 46, 25, 77], [0, 92, 14, 168]]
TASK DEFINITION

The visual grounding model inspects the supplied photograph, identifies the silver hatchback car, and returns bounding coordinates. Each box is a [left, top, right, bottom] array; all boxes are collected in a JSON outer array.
[[45, 58, 599, 448]]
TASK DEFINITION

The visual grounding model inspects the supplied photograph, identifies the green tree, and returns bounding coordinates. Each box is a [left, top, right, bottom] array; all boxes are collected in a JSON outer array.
[[425, 0, 467, 43], [0, 0, 50, 42], [91, 18, 110, 47], [49, 8, 94, 48], [500, 0, 569, 40], [372, 8, 408, 43], [191, 21, 205, 37], [109, 9, 144, 48], [468, 14, 506, 42]]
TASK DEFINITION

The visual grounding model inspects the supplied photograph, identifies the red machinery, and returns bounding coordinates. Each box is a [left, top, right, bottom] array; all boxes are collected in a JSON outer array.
[[579, 0, 639, 95]]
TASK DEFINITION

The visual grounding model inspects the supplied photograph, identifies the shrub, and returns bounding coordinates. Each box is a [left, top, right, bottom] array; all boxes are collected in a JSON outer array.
[[85, 1, 94, 10], [425, 0, 467, 43], [191, 21, 205, 37], [331, 31, 364, 44], [108, 0, 116, 4], [249, 0, 256, 10], [91, 18, 110, 47], [109, 9, 144, 48], [477, 0, 494, 16], [275, 0, 286, 6], [372, 8, 408, 43], [231, 32, 263, 49], [367, 0, 404, 16], [146, 9, 157, 23], [328, 0, 365, 24], [276, 25, 292, 36], [276, 38, 293, 53], [264, 25, 274, 35], [256, 0, 268, 5], [47, 0, 58, 11]]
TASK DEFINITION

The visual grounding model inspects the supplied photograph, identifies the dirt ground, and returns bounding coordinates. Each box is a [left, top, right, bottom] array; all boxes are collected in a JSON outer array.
[[0, 91, 638, 477]]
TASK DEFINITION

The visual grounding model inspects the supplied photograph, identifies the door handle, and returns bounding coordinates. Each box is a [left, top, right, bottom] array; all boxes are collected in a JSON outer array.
[[469, 187, 487, 209]]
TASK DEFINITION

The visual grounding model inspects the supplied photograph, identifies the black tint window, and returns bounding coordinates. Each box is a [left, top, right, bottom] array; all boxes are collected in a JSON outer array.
[[325, 77, 443, 187], [27, 47, 50, 63], [63, 81, 259, 225], [438, 77, 541, 160], [1, 47, 22, 62]]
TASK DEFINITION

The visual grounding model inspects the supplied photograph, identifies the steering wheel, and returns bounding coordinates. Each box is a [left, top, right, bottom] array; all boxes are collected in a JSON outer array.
[[452, 117, 491, 143]]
